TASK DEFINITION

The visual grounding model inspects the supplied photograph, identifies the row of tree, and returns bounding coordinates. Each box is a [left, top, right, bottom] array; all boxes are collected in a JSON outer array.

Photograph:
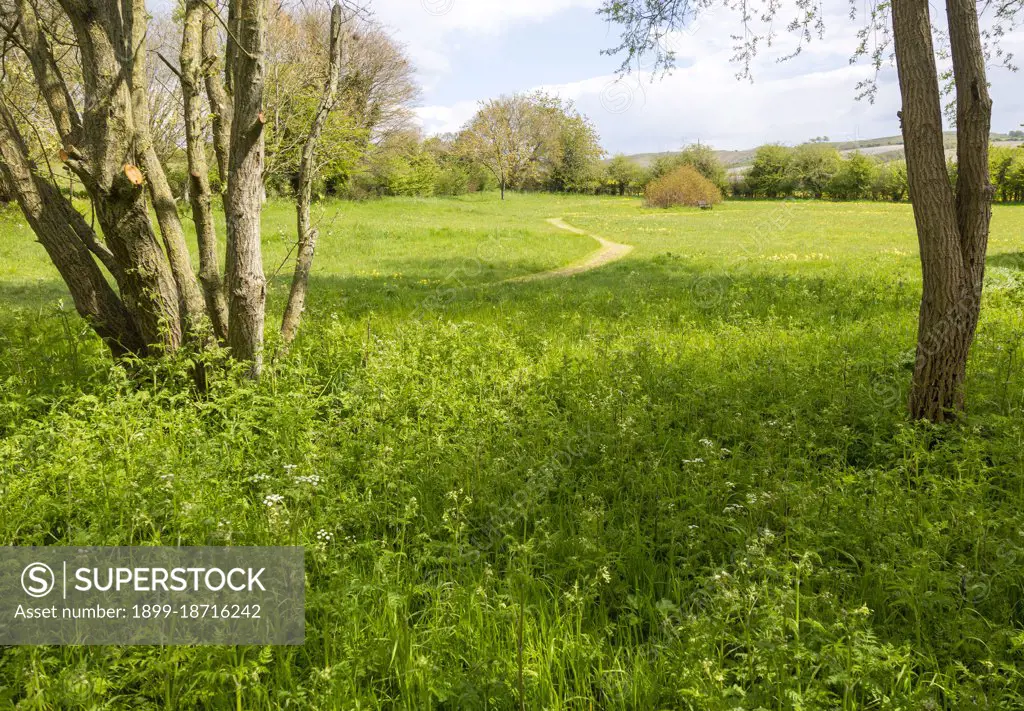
[[604, 144, 908, 201], [735, 145, 907, 201], [604, 141, 1024, 204], [310, 92, 606, 200], [739, 143, 1024, 202]]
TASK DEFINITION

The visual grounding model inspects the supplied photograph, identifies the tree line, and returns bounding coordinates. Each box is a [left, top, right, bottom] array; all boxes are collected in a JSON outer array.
[[298, 91, 606, 200], [325, 127, 1024, 206], [605, 141, 1024, 203]]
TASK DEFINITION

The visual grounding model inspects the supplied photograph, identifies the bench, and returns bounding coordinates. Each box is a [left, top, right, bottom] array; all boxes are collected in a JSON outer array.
[[697, 201, 713, 210]]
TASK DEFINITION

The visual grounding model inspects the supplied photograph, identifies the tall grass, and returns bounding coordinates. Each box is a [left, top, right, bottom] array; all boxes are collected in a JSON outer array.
[[0, 195, 1022, 708]]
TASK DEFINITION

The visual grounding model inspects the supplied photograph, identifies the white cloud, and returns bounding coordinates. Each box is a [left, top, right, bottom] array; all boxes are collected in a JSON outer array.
[[415, 100, 480, 135], [561, 63, 902, 152], [369, 0, 602, 90], [372, 0, 600, 35], [390, 0, 1024, 152]]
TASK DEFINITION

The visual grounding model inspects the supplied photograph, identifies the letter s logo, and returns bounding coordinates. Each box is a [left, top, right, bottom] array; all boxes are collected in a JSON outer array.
[[21, 563, 55, 598]]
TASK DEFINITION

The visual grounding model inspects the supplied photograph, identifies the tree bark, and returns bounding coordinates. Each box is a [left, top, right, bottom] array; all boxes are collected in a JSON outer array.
[[892, 0, 991, 422], [281, 3, 345, 345], [202, 6, 234, 191], [947, 0, 992, 287], [12, 0, 82, 147], [128, 0, 207, 339], [182, 0, 230, 341], [0, 105, 145, 356], [225, 0, 268, 375], [52, 0, 184, 350]]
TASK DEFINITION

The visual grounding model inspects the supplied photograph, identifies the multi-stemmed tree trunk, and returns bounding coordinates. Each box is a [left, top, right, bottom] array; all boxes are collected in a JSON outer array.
[[893, 0, 992, 421], [0, 0, 284, 377], [601, 0, 996, 422], [53, 0, 187, 351], [0, 103, 145, 356]]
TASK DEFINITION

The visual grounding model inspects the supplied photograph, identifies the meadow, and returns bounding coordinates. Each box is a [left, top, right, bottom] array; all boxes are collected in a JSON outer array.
[[0, 193, 1023, 709]]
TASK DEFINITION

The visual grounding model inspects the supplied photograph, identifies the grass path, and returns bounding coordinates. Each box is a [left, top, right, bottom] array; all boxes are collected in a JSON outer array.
[[506, 217, 634, 283]]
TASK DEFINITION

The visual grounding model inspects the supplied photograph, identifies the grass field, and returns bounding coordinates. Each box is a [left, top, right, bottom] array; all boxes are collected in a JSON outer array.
[[1, 194, 1023, 709]]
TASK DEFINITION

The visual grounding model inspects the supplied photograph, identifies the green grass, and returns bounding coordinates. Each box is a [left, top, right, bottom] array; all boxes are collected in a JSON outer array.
[[1, 194, 1023, 709]]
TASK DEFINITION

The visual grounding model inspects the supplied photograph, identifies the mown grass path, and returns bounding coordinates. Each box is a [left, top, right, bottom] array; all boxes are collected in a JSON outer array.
[[506, 217, 633, 282]]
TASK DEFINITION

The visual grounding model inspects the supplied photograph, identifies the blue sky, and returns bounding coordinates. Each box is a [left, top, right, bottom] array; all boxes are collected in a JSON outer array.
[[412, 7, 622, 105], [370, 0, 1024, 154]]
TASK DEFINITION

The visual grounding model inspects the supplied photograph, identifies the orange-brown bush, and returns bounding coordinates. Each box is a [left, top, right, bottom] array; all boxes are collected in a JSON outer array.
[[644, 165, 724, 208]]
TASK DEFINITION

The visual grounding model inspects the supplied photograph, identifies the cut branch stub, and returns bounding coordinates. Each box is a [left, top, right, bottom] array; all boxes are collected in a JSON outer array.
[[123, 164, 145, 186]]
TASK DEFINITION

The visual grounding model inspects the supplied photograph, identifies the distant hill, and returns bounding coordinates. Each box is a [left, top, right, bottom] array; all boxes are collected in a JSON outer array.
[[621, 132, 1024, 173]]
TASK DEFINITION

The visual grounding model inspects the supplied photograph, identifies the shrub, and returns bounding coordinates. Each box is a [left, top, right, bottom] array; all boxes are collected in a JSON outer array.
[[872, 160, 908, 202], [605, 154, 645, 195], [745, 144, 796, 198], [827, 152, 878, 200], [790, 144, 842, 198], [644, 165, 723, 208], [434, 165, 471, 196], [648, 144, 728, 192]]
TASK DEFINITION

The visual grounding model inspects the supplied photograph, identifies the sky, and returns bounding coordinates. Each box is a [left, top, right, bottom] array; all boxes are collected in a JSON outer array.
[[368, 0, 1024, 155]]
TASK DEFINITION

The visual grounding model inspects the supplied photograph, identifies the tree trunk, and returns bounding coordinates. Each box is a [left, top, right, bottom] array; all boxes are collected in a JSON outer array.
[[182, 0, 230, 341], [0, 106, 145, 356], [13, 0, 81, 147], [202, 7, 234, 192], [129, 0, 207, 339], [891, 0, 991, 422], [225, 0, 268, 376], [947, 0, 992, 289], [53, 0, 185, 350], [281, 3, 345, 345]]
